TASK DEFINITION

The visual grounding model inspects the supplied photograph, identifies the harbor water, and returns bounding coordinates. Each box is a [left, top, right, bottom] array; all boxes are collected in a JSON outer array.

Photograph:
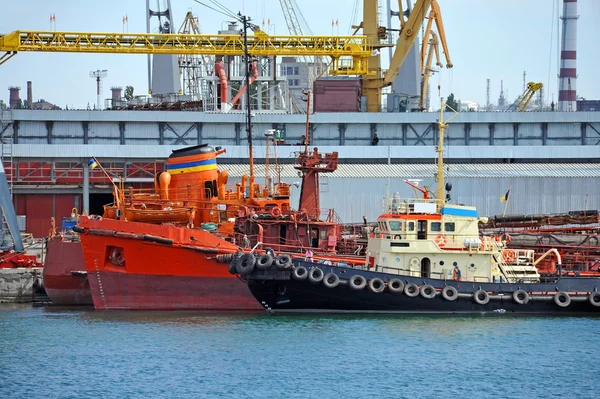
[[1, 304, 599, 398]]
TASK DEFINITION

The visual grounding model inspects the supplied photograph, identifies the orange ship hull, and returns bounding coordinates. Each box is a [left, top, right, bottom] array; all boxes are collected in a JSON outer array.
[[43, 238, 93, 305], [78, 216, 262, 311]]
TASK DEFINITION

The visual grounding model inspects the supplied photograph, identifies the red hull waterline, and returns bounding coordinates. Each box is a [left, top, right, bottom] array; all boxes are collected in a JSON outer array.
[[43, 238, 93, 306], [78, 216, 262, 311], [87, 272, 261, 311]]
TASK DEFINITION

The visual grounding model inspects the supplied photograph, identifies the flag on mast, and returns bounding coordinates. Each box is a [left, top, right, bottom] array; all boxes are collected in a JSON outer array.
[[500, 188, 511, 202], [88, 157, 98, 170]]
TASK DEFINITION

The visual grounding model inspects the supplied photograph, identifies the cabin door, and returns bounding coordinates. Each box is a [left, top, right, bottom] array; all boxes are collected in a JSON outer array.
[[421, 257, 431, 278], [417, 220, 428, 240], [279, 224, 287, 245]]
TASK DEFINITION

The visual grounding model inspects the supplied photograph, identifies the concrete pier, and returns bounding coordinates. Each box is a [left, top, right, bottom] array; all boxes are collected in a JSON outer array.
[[0, 267, 47, 303]]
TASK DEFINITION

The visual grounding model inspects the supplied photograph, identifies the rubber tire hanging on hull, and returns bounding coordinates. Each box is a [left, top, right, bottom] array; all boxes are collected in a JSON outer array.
[[387, 279, 404, 294], [368, 278, 385, 293], [308, 267, 324, 283], [323, 272, 340, 288], [473, 289, 490, 305], [404, 283, 419, 297], [349, 275, 367, 290], [442, 286, 458, 301], [420, 284, 436, 299], [293, 266, 308, 281], [256, 254, 274, 270], [236, 253, 256, 275], [554, 292, 571, 308], [589, 292, 600, 307], [274, 255, 293, 270], [513, 289, 530, 305]]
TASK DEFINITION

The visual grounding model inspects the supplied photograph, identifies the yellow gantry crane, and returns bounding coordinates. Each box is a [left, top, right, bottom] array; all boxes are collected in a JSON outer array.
[[512, 82, 543, 111], [419, 0, 453, 110], [0, 29, 372, 76]]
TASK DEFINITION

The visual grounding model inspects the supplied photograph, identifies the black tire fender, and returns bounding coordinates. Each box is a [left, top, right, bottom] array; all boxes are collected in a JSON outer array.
[[349, 275, 367, 290], [274, 254, 293, 270], [368, 278, 385, 293], [236, 253, 256, 275], [513, 289, 530, 305], [442, 286, 458, 301], [292, 266, 308, 281], [256, 254, 274, 270], [308, 267, 324, 283], [473, 289, 490, 305], [404, 283, 419, 297], [323, 272, 340, 288], [387, 278, 404, 294]]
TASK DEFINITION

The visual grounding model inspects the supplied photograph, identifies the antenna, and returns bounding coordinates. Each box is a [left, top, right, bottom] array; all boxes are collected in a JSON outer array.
[[89, 69, 108, 110]]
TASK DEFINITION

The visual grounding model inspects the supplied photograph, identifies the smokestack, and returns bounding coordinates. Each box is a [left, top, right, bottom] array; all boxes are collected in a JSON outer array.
[[27, 81, 32, 109], [558, 0, 578, 112], [111, 87, 123, 102], [8, 86, 20, 109]]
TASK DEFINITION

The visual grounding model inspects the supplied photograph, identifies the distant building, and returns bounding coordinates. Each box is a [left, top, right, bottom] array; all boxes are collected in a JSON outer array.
[[577, 100, 600, 112], [31, 99, 61, 110], [280, 57, 326, 113], [460, 100, 480, 112]]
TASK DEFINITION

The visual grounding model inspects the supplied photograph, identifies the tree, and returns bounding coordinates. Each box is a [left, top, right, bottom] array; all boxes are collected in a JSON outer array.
[[23, 100, 28, 109], [124, 86, 134, 101], [15, 99, 23, 109], [446, 93, 460, 112]]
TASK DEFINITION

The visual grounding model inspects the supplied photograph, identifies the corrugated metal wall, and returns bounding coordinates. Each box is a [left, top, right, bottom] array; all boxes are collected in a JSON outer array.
[[315, 177, 600, 222], [12, 194, 78, 237]]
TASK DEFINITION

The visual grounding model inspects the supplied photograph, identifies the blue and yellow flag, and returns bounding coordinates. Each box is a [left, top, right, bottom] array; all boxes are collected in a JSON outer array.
[[88, 158, 98, 170], [500, 188, 510, 202]]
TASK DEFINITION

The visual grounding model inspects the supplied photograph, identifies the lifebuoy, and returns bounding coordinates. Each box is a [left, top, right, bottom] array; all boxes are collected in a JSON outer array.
[[420, 284, 436, 299], [110, 248, 125, 266], [501, 233, 512, 243], [256, 253, 274, 270], [235, 253, 256, 275], [473, 289, 490, 305], [435, 235, 447, 247], [293, 265, 308, 280], [387, 278, 404, 294], [513, 289, 530, 305], [274, 254, 292, 270], [270, 207, 282, 218], [442, 286, 458, 301], [368, 278, 385, 293], [502, 249, 515, 263], [404, 283, 419, 297], [323, 272, 340, 288], [589, 292, 600, 307], [349, 275, 367, 290], [308, 267, 324, 283], [491, 236, 501, 243], [553, 291, 571, 307]]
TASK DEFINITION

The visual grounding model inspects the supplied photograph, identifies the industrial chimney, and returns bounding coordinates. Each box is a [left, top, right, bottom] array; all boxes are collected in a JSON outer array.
[[8, 87, 20, 109], [111, 87, 122, 101], [558, 0, 578, 112], [27, 81, 32, 109]]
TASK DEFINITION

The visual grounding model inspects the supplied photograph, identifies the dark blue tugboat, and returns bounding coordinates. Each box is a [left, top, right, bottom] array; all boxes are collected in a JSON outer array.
[[230, 102, 600, 315]]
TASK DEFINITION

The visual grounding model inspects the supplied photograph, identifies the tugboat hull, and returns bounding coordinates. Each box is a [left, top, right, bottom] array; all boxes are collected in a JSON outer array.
[[246, 261, 600, 314]]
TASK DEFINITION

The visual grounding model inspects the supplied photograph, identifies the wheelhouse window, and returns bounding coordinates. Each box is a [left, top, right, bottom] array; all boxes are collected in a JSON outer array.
[[431, 222, 442, 232], [445, 222, 456, 232], [388, 221, 401, 231], [408, 222, 415, 231]]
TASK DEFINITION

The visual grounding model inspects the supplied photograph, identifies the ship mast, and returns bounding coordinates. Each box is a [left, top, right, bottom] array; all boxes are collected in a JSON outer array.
[[435, 99, 458, 211], [242, 14, 255, 199]]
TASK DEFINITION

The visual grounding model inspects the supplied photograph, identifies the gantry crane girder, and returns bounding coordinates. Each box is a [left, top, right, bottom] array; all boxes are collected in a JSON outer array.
[[0, 30, 372, 75]]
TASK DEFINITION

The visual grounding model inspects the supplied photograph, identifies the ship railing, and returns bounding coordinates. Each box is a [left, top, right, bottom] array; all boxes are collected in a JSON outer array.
[[384, 198, 439, 215], [377, 265, 493, 283]]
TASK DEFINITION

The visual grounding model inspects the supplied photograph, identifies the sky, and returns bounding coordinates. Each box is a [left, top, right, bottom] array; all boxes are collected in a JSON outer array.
[[1, 0, 599, 109]]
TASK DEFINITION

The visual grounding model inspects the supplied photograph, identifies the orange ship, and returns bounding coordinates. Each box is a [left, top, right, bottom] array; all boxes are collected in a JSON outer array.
[[75, 143, 294, 310], [74, 140, 368, 310]]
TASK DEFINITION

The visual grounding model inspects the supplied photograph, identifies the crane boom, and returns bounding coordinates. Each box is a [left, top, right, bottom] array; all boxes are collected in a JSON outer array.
[[0, 30, 372, 75]]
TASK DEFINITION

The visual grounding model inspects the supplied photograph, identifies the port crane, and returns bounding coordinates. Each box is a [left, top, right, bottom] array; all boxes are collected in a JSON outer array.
[[360, 0, 453, 112], [509, 82, 543, 112], [0, 29, 372, 76], [418, 0, 452, 110]]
